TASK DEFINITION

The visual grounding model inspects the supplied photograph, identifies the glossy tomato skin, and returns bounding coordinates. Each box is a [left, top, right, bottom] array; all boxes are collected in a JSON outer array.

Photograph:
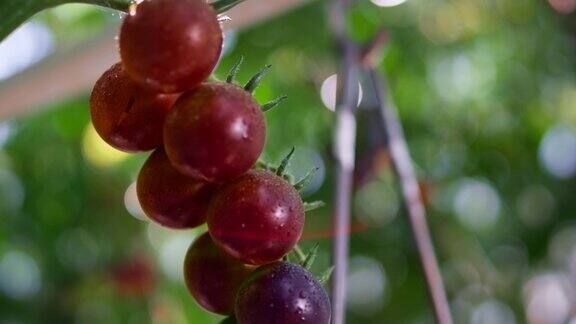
[[207, 170, 304, 265], [90, 63, 178, 152], [137, 149, 215, 229], [119, 0, 222, 93], [184, 233, 254, 315], [235, 262, 331, 324], [164, 83, 266, 183]]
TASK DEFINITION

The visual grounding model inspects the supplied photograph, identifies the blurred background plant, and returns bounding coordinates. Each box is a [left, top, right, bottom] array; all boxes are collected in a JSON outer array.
[[1, 0, 576, 323]]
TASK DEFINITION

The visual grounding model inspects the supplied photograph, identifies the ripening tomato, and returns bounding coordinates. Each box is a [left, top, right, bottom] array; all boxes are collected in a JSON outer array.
[[90, 63, 178, 152], [119, 0, 222, 93], [164, 82, 265, 183], [137, 149, 215, 229], [236, 262, 331, 324], [207, 170, 304, 265], [184, 233, 254, 315]]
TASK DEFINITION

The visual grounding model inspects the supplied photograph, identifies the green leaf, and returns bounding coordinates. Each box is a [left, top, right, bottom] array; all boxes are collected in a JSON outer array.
[[0, 0, 246, 43], [0, 0, 131, 42]]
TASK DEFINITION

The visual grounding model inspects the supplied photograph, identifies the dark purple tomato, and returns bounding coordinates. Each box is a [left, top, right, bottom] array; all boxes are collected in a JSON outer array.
[[119, 0, 222, 93], [235, 262, 331, 324], [184, 233, 254, 315], [137, 149, 215, 229], [90, 63, 178, 152], [207, 170, 304, 265], [164, 82, 265, 183]]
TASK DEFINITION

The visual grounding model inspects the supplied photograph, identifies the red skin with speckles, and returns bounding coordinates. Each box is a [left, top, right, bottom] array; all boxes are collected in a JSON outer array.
[[90, 63, 178, 152], [207, 170, 304, 265], [184, 233, 254, 315], [137, 149, 215, 229], [119, 0, 222, 93], [164, 82, 266, 183]]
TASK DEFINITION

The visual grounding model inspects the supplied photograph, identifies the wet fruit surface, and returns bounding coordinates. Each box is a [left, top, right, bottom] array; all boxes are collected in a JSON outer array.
[[184, 233, 254, 315], [119, 0, 222, 93], [137, 149, 215, 229], [164, 82, 265, 183], [90, 63, 178, 152], [207, 170, 304, 265], [235, 262, 331, 324]]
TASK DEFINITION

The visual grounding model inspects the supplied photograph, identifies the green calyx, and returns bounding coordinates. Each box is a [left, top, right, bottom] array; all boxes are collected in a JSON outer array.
[[294, 167, 319, 192], [318, 266, 334, 285], [255, 149, 324, 212], [276, 147, 295, 177], [290, 243, 333, 286], [245, 64, 272, 93], [304, 201, 325, 212], [301, 243, 319, 270], [261, 95, 288, 112], [226, 55, 244, 83], [224, 56, 288, 111]]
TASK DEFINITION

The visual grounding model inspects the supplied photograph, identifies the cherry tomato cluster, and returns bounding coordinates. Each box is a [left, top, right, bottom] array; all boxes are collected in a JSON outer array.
[[89, 0, 331, 322]]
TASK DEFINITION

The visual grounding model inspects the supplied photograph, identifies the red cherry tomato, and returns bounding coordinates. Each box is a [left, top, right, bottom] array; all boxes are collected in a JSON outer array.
[[119, 0, 222, 93], [90, 63, 178, 152], [184, 233, 254, 315], [164, 82, 265, 183], [137, 149, 215, 229], [207, 170, 304, 265]]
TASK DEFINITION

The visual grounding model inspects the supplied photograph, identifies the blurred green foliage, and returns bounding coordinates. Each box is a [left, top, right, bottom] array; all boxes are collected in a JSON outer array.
[[1, 0, 576, 323]]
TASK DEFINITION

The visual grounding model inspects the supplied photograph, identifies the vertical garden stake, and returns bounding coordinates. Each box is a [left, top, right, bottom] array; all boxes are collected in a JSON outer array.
[[328, 0, 359, 323], [367, 69, 453, 324]]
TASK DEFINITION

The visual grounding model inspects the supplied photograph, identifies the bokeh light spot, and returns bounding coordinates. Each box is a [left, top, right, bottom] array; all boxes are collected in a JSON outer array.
[[158, 233, 196, 282], [0, 250, 41, 300], [524, 273, 571, 324], [0, 22, 53, 80], [453, 178, 501, 231], [124, 181, 148, 222], [82, 123, 130, 167], [470, 299, 516, 324], [371, 0, 407, 7], [539, 124, 576, 179], [548, 0, 576, 14], [320, 74, 363, 111], [347, 256, 387, 314]]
